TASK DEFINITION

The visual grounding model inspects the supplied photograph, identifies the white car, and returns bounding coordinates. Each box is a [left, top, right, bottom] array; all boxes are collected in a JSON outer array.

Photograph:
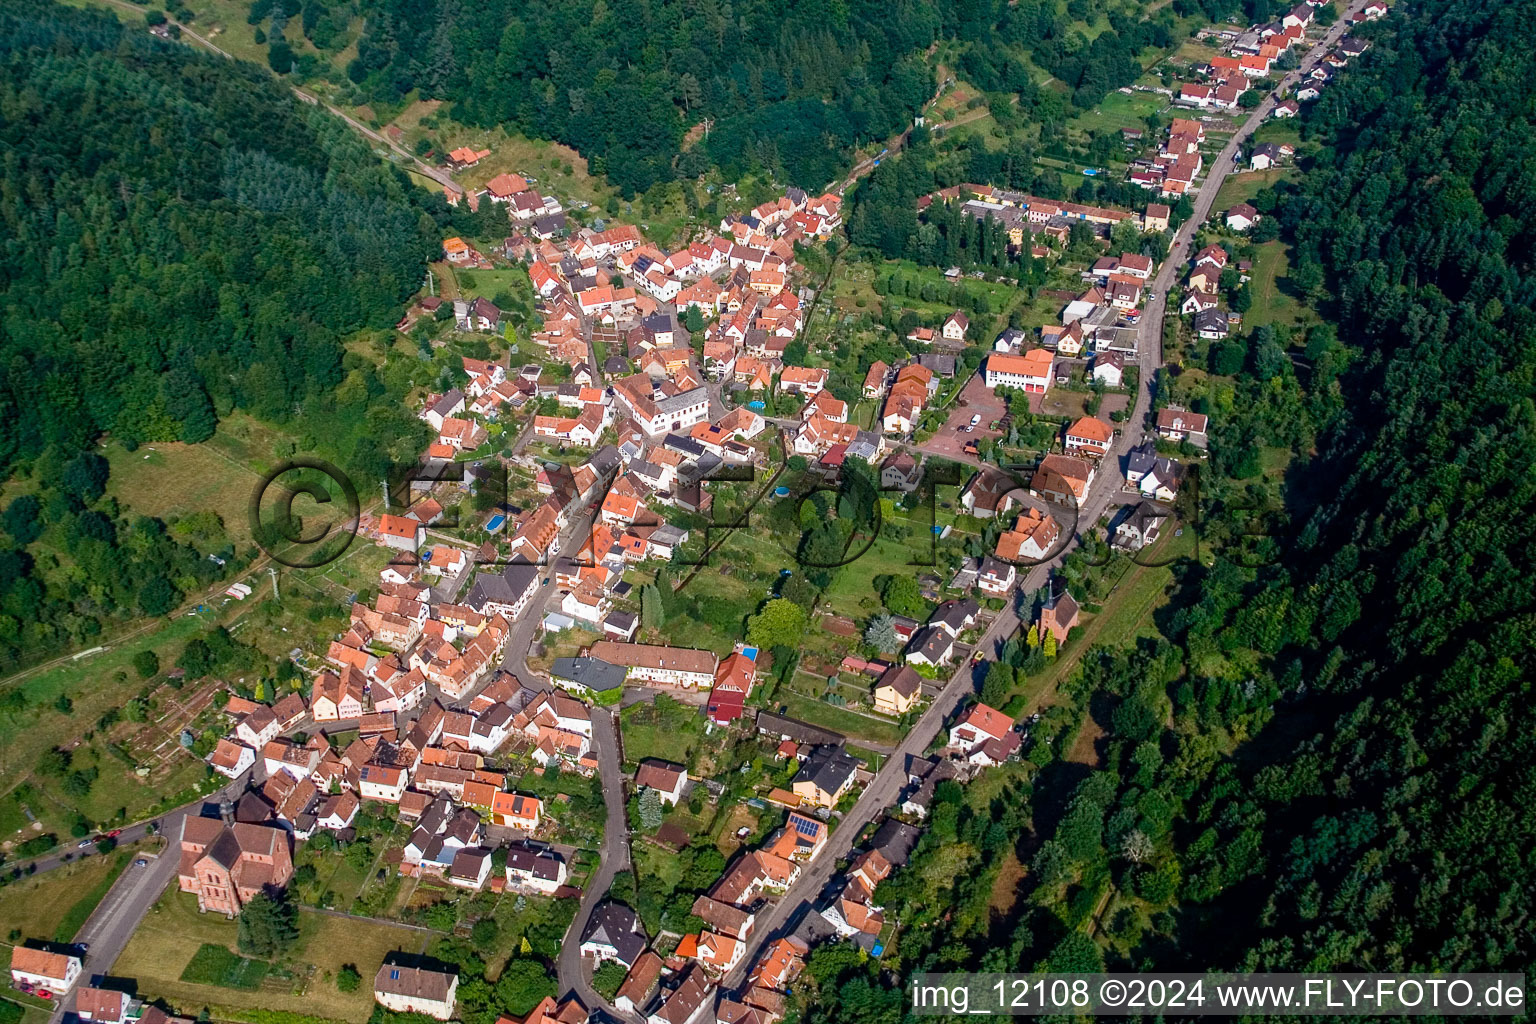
[[969, 414, 982, 428]]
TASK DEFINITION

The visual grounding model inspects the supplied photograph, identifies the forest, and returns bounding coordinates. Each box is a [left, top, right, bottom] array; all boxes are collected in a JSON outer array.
[[259, 0, 1198, 196], [800, 0, 1536, 1014], [0, 3, 451, 667]]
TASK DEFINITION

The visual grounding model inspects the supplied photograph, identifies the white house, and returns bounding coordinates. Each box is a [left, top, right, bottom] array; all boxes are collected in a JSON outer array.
[[984, 349, 1054, 393], [9, 948, 81, 996], [209, 738, 255, 780], [635, 760, 688, 806], [374, 965, 458, 1021], [505, 841, 568, 895]]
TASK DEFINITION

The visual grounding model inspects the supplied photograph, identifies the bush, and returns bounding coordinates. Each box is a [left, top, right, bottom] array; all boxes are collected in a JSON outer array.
[[336, 965, 362, 992]]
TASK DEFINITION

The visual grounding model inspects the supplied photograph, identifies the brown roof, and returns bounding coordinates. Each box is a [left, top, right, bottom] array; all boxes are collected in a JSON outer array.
[[876, 665, 923, 699], [589, 641, 717, 675], [74, 988, 127, 1021], [615, 951, 663, 1005], [374, 964, 456, 1002], [634, 759, 686, 791]]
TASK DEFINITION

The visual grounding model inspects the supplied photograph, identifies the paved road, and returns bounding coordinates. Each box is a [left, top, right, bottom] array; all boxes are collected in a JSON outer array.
[[716, 9, 1369, 999], [553, 706, 635, 1019], [45, 768, 254, 1024]]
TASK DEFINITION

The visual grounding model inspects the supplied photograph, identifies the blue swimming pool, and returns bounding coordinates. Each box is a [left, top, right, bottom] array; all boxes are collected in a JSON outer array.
[[485, 514, 506, 532], [774, 486, 791, 497], [741, 647, 759, 660], [748, 400, 766, 410]]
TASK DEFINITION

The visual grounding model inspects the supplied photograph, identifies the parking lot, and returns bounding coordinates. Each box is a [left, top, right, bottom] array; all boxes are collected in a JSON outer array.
[[924, 375, 1014, 459]]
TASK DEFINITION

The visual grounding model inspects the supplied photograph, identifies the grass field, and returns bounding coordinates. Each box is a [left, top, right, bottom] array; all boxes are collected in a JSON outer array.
[[620, 699, 707, 767], [0, 850, 133, 942], [180, 943, 270, 990], [776, 690, 905, 748], [115, 885, 436, 1022], [1211, 167, 1295, 211], [1068, 89, 1169, 141], [1245, 241, 1316, 330]]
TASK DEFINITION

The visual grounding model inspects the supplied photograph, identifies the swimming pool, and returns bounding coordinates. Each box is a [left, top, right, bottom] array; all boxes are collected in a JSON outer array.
[[485, 514, 506, 532], [748, 400, 766, 410], [741, 646, 759, 660]]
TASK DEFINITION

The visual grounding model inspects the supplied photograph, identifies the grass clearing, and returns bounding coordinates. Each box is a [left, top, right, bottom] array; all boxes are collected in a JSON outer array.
[[116, 885, 435, 1021], [1245, 241, 1316, 331], [1211, 167, 1295, 211], [0, 851, 127, 941], [776, 690, 905, 748]]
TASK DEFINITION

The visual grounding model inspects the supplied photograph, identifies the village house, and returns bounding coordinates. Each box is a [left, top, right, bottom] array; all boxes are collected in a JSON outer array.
[[1030, 454, 1096, 504], [791, 745, 860, 808], [581, 902, 649, 967], [984, 349, 1054, 393], [504, 840, 568, 895], [996, 507, 1061, 562], [1063, 416, 1113, 457], [374, 964, 458, 1021], [588, 641, 718, 689], [635, 759, 688, 806], [8, 948, 81, 996], [872, 664, 923, 716]]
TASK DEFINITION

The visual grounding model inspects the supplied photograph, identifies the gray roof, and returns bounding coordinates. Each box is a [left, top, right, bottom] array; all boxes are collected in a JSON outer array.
[[655, 386, 708, 416], [931, 599, 980, 632], [505, 840, 565, 881], [582, 902, 648, 964], [551, 656, 628, 692], [869, 817, 922, 867], [793, 745, 860, 796], [464, 563, 539, 613], [754, 711, 843, 746], [1194, 308, 1228, 334], [1125, 440, 1158, 478], [430, 389, 465, 416], [908, 624, 954, 662], [587, 444, 624, 477]]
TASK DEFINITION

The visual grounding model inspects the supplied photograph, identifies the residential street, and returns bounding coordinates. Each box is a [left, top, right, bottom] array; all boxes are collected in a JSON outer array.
[[553, 707, 635, 1021], [10, 4, 1366, 1020]]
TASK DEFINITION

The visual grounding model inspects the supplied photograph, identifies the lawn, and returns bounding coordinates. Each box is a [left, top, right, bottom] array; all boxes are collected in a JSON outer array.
[[1068, 89, 1168, 141], [104, 436, 263, 547], [1211, 167, 1295, 211], [620, 698, 707, 768], [115, 885, 436, 1022], [0, 850, 134, 942], [180, 944, 270, 990], [1245, 241, 1317, 331], [776, 690, 905, 748]]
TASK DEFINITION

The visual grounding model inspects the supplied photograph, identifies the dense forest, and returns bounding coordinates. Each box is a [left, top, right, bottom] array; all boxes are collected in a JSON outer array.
[[259, 0, 1199, 196], [0, 2, 452, 666], [802, 0, 1536, 1014]]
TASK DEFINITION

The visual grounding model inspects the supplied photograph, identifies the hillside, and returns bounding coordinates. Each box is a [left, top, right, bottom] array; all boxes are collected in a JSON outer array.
[[799, 0, 1536, 1009]]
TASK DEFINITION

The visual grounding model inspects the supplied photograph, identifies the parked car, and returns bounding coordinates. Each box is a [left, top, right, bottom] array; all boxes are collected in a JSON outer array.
[[969, 414, 982, 428]]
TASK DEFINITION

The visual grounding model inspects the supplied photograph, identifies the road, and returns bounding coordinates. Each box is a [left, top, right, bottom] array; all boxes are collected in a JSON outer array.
[[553, 707, 635, 1020], [717, 6, 1370, 1001], [87, 0, 464, 197], [44, 768, 255, 1024]]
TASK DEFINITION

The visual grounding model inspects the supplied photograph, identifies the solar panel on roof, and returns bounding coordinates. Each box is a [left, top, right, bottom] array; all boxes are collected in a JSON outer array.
[[793, 816, 819, 837]]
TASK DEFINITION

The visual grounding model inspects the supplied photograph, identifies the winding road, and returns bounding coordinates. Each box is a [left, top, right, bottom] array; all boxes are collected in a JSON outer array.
[[28, 3, 1365, 1018]]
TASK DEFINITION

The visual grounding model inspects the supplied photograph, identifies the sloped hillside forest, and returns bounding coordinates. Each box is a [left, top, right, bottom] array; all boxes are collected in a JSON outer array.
[[0, 3, 447, 667], [294, 0, 1206, 195], [799, 0, 1536, 1017]]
